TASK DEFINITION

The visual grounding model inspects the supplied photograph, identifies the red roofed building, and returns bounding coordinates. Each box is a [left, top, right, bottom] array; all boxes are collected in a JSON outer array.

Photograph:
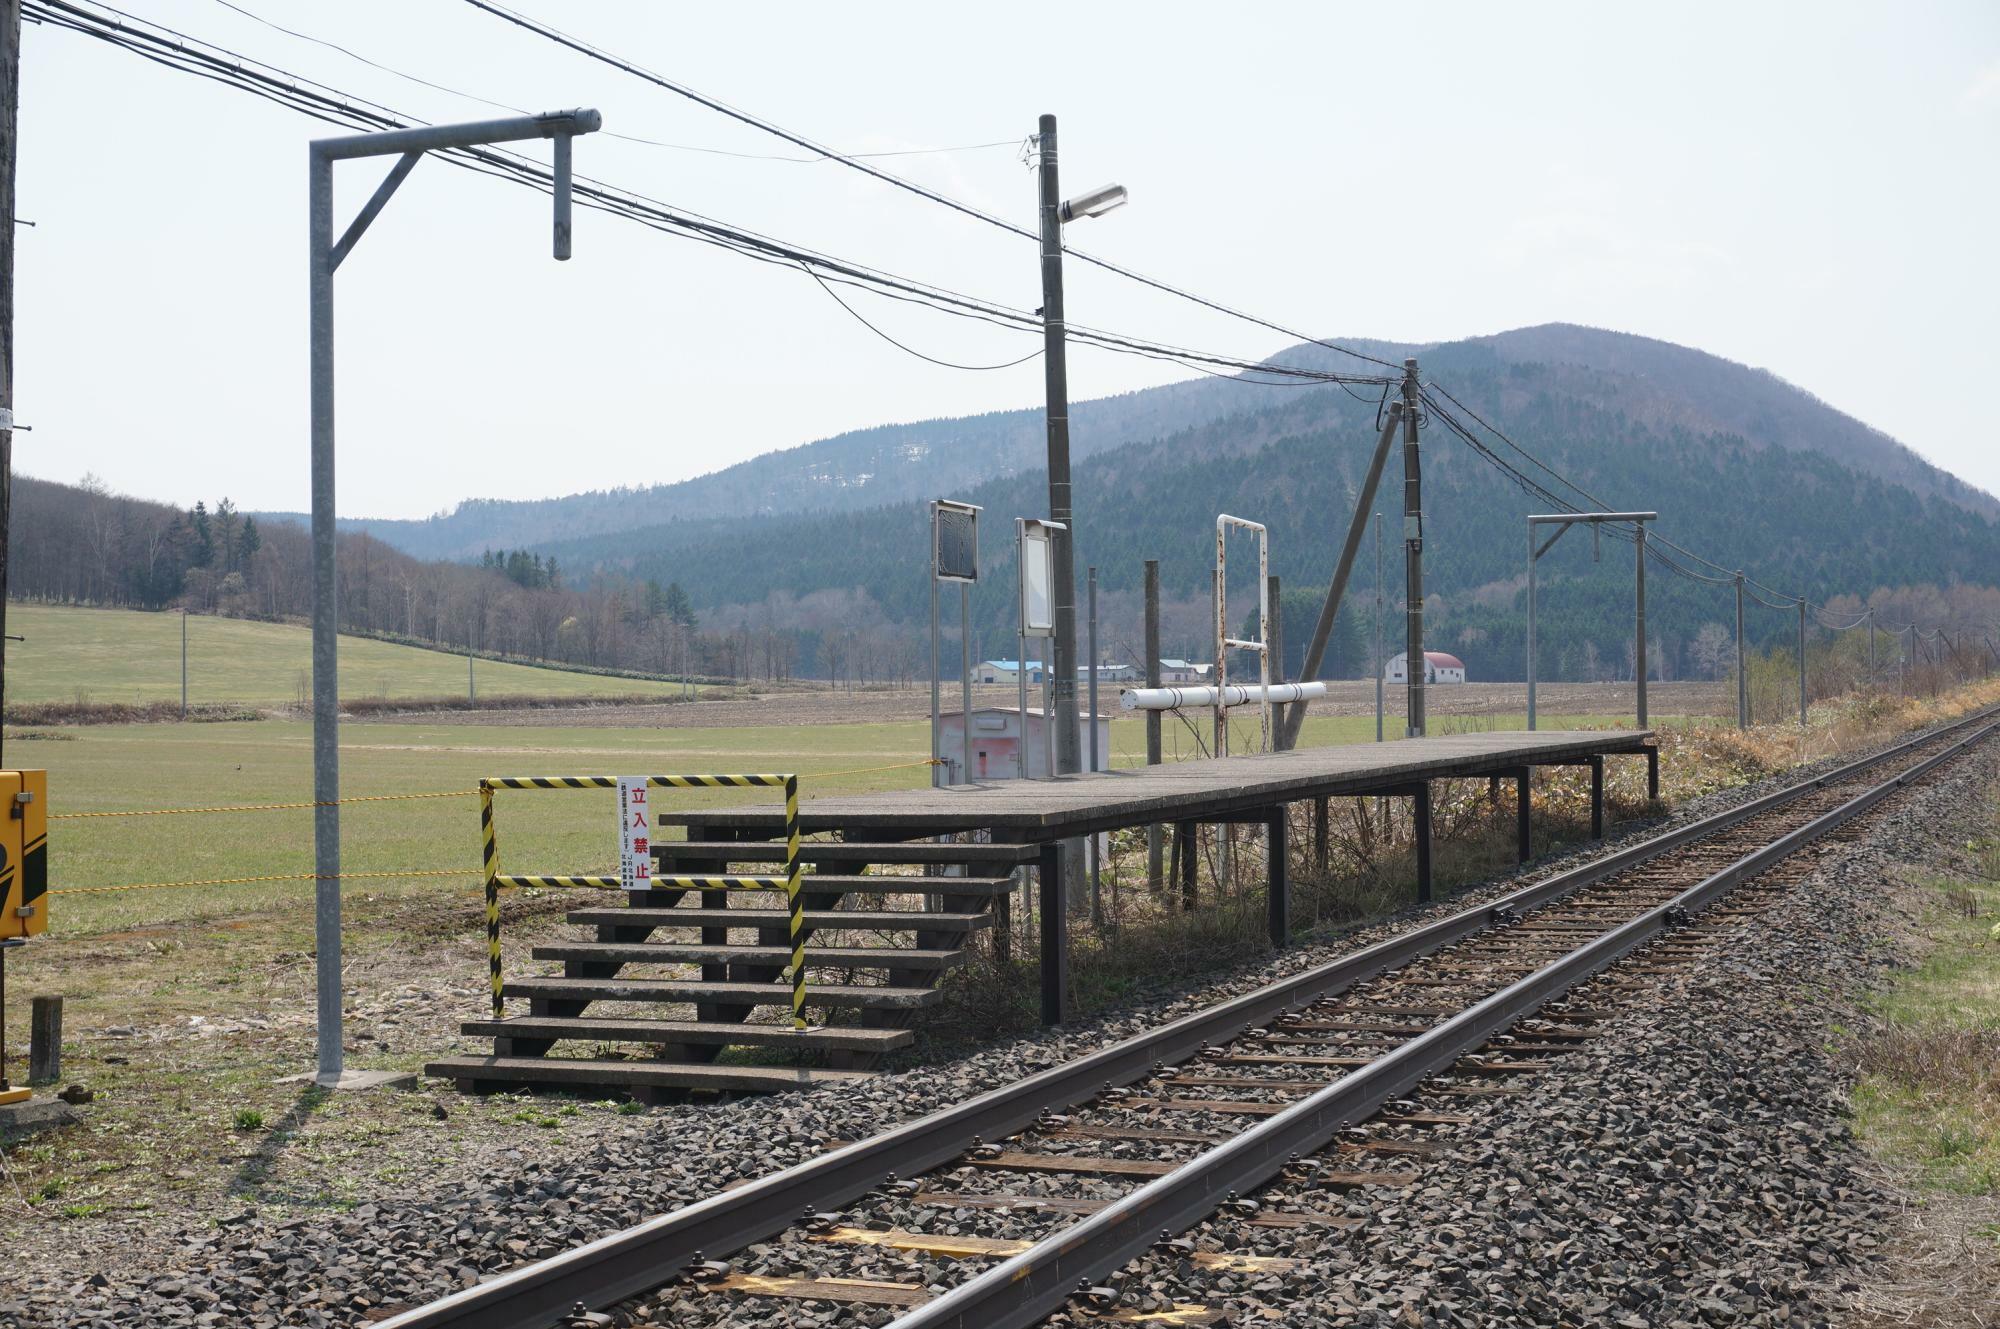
[[1384, 651, 1467, 685]]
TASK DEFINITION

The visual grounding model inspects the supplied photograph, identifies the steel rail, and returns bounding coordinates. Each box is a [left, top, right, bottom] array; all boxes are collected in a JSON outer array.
[[378, 706, 1997, 1329], [894, 716, 1996, 1328]]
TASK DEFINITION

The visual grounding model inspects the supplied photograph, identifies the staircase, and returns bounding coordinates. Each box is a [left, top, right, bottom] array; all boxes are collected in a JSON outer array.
[[427, 830, 1035, 1099]]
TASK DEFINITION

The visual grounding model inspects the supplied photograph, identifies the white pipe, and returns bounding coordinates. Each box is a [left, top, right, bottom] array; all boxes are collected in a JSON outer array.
[[1120, 682, 1327, 712]]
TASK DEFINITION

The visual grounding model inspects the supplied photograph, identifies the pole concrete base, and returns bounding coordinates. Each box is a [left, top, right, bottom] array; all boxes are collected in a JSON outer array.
[[279, 1068, 419, 1092], [0, 1096, 82, 1145]]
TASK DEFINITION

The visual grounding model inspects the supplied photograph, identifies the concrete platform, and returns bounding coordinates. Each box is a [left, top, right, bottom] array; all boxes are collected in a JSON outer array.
[[657, 729, 1656, 839]]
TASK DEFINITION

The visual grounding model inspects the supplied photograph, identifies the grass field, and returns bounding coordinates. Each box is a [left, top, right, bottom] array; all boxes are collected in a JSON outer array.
[[4, 602, 683, 706], [13, 706, 1670, 938]]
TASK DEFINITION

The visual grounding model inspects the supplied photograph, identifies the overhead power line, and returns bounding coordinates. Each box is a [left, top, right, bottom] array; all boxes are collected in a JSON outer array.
[[457, 0, 1405, 373], [33, 0, 1396, 389], [209, 0, 1021, 164]]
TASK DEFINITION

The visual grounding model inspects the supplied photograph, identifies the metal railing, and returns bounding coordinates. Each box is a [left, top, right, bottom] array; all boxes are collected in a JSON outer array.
[[479, 773, 803, 1028]]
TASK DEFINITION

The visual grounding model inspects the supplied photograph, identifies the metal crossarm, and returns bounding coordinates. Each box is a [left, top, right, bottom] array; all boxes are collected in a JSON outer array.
[[479, 773, 806, 1030]]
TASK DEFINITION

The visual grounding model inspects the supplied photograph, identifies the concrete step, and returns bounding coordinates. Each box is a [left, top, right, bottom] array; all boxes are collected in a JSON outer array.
[[460, 1016, 912, 1052], [506, 976, 940, 1010], [426, 1055, 871, 1094], [566, 907, 991, 933], [534, 941, 964, 970]]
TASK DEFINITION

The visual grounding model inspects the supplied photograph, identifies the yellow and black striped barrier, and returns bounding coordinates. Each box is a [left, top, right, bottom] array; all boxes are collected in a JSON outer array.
[[479, 773, 805, 1030]]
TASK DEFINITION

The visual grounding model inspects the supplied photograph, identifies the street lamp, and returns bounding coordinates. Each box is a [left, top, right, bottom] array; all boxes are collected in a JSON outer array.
[[1035, 112, 1126, 791]]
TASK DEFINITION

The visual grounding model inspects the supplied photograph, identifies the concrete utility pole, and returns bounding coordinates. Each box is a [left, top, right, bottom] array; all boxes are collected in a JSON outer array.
[[0, 0, 17, 771], [1796, 597, 1808, 727], [1031, 121, 1129, 778], [306, 108, 600, 1089], [1035, 114, 1081, 783], [1400, 360, 1425, 738], [1734, 571, 1748, 728]]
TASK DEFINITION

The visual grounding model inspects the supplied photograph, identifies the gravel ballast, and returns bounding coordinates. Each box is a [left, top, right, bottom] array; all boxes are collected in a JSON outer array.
[[3, 723, 1991, 1329]]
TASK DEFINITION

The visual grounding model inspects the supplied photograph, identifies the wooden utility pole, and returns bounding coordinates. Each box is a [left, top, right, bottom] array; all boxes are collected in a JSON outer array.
[[0, 0, 17, 768]]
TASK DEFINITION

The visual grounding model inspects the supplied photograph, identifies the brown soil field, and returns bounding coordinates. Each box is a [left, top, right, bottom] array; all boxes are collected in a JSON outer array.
[[369, 679, 1733, 729]]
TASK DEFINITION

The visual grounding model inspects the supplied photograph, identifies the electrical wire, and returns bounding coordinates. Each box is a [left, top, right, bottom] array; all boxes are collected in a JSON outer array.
[[803, 267, 1042, 371], [33, 0, 1398, 391], [211, 0, 1022, 164], [456, 0, 1405, 373]]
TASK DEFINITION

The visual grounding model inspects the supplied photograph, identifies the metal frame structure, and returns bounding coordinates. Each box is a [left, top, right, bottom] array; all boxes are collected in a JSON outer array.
[[1213, 514, 1271, 756], [928, 500, 980, 787], [478, 772, 804, 1030], [1526, 511, 1657, 731], [374, 707, 1994, 1329], [306, 108, 600, 1085]]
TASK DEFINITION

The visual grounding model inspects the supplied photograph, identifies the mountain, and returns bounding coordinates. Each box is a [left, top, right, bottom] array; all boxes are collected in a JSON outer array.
[[255, 323, 2000, 680]]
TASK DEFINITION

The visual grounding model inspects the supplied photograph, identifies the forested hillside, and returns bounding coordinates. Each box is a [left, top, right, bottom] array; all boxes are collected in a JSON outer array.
[[526, 332, 2000, 682], [32, 324, 2000, 686]]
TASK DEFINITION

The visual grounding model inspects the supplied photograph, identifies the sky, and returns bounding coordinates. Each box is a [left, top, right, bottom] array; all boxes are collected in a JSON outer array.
[[15, 0, 2000, 519]]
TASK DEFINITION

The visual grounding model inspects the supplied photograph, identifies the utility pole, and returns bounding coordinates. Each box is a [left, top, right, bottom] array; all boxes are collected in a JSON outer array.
[[1400, 360, 1425, 738], [1796, 597, 1808, 727], [1035, 114, 1081, 784], [1634, 524, 1648, 728], [1734, 571, 1747, 729], [0, 0, 17, 770], [180, 609, 188, 719]]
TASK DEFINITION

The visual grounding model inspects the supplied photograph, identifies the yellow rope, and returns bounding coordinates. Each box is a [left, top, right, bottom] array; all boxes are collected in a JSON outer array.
[[51, 867, 470, 896], [50, 788, 477, 820]]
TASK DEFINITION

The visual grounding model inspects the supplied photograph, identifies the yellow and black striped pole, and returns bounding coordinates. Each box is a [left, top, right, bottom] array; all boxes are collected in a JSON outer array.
[[476, 771, 806, 1026], [784, 774, 804, 1030], [481, 780, 501, 1017]]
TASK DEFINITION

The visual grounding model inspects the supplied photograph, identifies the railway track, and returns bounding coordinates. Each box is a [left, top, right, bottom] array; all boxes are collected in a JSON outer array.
[[379, 710, 1997, 1329]]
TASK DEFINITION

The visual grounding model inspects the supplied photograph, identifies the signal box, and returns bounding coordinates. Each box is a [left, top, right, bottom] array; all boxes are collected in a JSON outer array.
[[0, 770, 48, 939]]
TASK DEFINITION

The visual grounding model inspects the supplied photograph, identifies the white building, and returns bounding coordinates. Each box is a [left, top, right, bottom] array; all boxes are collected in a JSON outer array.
[[974, 659, 1047, 685], [1158, 658, 1211, 684], [1384, 651, 1467, 685], [1079, 662, 1142, 684], [936, 706, 1113, 784]]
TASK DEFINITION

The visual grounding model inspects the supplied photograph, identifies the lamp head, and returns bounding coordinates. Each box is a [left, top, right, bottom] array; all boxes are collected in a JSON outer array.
[[1059, 183, 1128, 223]]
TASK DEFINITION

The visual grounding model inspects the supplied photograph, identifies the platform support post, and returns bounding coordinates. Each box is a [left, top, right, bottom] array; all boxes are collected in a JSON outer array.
[[1646, 746, 1660, 802], [1515, 770, 1532, 863], [1589, 755, 1605, 840], [1037, 842, 1067, 1026], [1177, 822, 1198, 911], [1412, 783, 1433, 903], [1312, 797, 1329, 876], [1266, 806, 1289, 948], [28, 995, 61, 1086]]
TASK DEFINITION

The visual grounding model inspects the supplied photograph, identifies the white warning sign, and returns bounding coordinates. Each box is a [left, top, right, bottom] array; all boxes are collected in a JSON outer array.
[[618, 776, 651, 891]]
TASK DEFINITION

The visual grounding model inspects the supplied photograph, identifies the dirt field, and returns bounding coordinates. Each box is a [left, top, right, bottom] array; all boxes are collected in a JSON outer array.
[[372, 679, 1734, 729]]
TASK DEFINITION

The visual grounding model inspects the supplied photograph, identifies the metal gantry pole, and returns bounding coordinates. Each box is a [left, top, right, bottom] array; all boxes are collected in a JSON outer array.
[[929, 552, 942, 787], [1373, 512, 1385, 743], [305, 108, 599, 1086], [1400, 361, 1425, 738], [1635, 524, 1648, 728], [1526, 518, 1538, 731], [960, 580, 973, 784]]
